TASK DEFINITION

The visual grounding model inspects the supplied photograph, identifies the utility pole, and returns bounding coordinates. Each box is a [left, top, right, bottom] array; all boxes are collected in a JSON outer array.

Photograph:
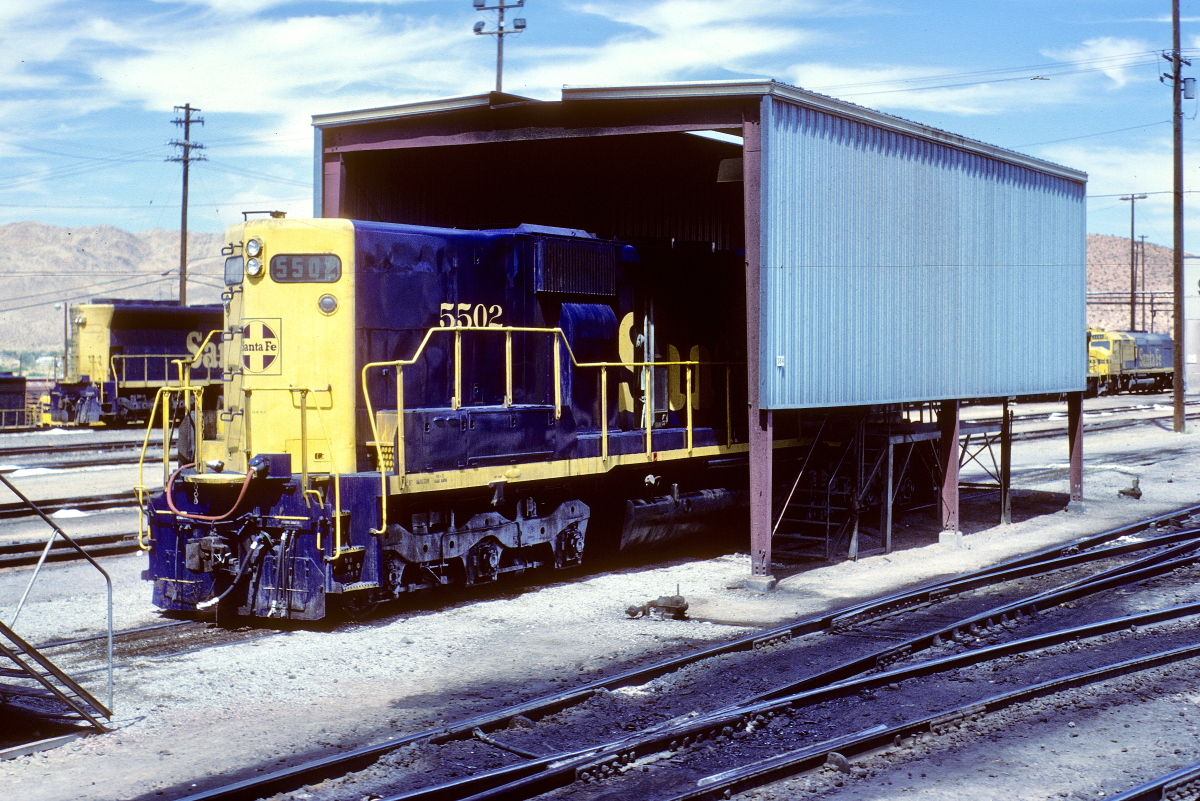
[[1121, 194, 1147, 330], [1166, 1, 1189, 431], [1139, 235, 1148, 330], [168, 104, 205, 306], [473, 0, 527, 92]]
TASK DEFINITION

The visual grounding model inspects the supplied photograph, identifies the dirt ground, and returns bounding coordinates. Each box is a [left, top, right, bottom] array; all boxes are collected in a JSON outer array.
[[0, 401, 1197, 801]]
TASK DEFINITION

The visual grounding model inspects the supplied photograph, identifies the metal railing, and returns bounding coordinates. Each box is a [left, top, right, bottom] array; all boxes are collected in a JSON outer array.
[[111, 352, 222, 387], [361, 324, 731, 537], [4, 470, 113, 712]]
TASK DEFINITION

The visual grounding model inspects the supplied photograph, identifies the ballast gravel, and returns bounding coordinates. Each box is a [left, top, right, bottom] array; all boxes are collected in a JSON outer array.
[[0, 398, 1197, 800]]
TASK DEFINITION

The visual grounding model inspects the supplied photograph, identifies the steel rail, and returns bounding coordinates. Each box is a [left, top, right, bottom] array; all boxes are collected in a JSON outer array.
[[0, 439, 161, 459], [1103, 758, 1200, 801], [0, 531, 140, 569], [34, 620, 192, 652], [166, 506, 1200, 801], [665, 639, 1200, 801], [735, 536, 1200, 710], [405, 597, 1200, 801], [0, 491, 138, 520]]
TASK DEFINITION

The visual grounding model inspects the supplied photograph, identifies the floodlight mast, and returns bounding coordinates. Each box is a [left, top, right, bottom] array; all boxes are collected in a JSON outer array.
[[472, 0, 526, 92]]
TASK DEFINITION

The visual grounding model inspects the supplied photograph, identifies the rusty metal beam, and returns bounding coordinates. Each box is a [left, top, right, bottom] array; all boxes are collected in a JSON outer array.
[[938, 400, 962, 547], [743, 100, 775, 590], [1068, 390, 1085, 511]]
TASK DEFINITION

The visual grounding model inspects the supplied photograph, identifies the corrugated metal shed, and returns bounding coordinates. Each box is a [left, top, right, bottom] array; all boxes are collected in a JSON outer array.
[[312, 79, 1087, 410], [761, 95, 1086, 407]]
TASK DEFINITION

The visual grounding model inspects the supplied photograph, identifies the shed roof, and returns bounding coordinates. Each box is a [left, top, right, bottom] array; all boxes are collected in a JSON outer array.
[[312, 79, 1085, 184]]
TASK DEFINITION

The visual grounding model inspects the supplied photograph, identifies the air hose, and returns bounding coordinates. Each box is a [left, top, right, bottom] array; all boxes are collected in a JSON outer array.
[[196, 532, 274, 610], [165, 463, 255, 522]]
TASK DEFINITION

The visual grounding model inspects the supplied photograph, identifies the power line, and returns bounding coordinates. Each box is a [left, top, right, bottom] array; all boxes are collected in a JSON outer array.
[[1016, 120, 1172, 147]]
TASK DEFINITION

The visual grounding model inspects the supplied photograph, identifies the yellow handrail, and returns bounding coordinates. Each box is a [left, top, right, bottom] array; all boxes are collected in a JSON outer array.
[[134, 385, 203, 551], [111, 329, 224, 389], [360, 324, 710, 538], [236, 385, 346, 561]]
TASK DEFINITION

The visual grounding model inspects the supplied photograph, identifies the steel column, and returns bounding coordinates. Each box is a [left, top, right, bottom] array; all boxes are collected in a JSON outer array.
[[1001, 399, 1012, 525], [1068, 390, 1085, 511], [744, 102, 775, 589], [938, 400, 962, 546]]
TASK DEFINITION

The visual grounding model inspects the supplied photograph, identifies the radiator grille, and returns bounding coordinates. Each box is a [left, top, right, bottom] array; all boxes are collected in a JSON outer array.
[[536, 239, 617, 296]]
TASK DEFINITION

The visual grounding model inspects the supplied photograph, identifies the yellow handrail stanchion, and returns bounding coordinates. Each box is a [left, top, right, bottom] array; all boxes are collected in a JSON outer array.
[[644, 364, 652, 456], [686, 364, 693, 453], [725, 365, 733, 448], [600, 366, 608, 462], [504, 329, 513, 408], [453, 328, 462, 411], [297, 388, 309, 495], [553, 336, 561, 419], [395, 365, 405, 484]]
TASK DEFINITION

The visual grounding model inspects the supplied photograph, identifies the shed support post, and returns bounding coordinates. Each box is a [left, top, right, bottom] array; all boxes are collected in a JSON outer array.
[[1067, 390, 1085, 512], [322, 154, 345, 219], [743, 102, 775, 591], [938, 400, 963, 547], [1000, 399, 1012, 525]]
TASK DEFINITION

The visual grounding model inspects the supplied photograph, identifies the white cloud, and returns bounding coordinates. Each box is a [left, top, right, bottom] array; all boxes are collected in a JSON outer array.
[[1041, 36, 1154, 88], [575, 0, 868, 30]]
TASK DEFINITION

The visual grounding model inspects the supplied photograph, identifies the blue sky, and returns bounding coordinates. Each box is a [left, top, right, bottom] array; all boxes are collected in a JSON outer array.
[[1, 0, 1198, 250]]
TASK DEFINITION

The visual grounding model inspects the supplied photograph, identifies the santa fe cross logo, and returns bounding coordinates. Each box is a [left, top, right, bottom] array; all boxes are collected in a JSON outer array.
[[241, 319, 282, 374]]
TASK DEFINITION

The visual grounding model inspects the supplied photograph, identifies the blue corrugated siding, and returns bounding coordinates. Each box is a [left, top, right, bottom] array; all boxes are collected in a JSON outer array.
[[761, 97, 1086, 409]]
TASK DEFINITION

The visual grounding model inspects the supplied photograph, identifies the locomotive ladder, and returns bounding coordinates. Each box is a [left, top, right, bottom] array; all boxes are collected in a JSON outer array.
[[0, 620, 111, 733]]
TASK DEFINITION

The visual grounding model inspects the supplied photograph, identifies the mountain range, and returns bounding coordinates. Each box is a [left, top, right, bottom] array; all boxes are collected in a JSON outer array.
[[0, 222, 1182, 354]]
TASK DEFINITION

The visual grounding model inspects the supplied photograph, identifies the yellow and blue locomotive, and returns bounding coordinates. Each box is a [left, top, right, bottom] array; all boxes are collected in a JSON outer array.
[[141, 218, 754, 620], [45, 298, 224, 425], [1086, 327, 1174, 396]]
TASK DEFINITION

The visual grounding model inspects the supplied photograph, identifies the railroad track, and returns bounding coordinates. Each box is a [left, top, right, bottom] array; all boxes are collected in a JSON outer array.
[[964, 397, 1200, 431], [0, 490, 139, 521], [0, 439, 166, 470], [0, 529, 141, 569], [160, 504, 1200, 801]]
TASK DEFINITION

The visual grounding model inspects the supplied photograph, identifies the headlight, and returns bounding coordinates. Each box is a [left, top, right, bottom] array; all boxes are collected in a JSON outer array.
[[246, 257, 262, 277], [245, 238, 262, 258], [318, 294, 338, 314]]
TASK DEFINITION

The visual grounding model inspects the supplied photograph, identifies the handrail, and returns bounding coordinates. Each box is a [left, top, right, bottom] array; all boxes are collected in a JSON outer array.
[[234, 385, 346, 561], [111, 329, 225, 387], [135, 385, 204, 550], [360, 324, 710, 538], [3, 470, 114, 713]]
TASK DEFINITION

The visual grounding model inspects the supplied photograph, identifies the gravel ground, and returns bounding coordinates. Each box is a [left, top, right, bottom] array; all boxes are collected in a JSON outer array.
[[0, 404, 1197, 801]]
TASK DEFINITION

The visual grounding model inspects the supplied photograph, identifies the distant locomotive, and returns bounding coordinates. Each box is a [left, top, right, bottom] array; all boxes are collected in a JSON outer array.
[[142, 218, 760, 621], [1086, 327, 1174, 396], [44, 298, 224, 426]]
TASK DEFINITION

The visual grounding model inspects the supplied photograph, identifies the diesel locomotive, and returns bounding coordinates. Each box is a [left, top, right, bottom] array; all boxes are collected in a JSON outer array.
[[44, 298, 224, 426], [1086, 327, 1174, 396], [141, 217, 761, 620]]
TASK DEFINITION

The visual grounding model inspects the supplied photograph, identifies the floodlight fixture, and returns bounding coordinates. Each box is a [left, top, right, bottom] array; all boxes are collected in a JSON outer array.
[[472, 0, 528, 92]]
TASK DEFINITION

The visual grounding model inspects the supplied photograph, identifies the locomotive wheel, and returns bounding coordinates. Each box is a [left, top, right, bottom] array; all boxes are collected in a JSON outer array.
[[340, 592, 381, 621]]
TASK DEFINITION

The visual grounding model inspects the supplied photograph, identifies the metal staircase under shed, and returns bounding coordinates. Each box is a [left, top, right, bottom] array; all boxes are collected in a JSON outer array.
[[772, 414, 940, 563]]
